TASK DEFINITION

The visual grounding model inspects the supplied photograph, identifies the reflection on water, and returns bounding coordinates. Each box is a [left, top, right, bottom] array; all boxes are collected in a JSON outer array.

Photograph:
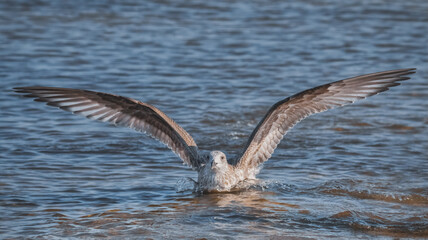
[[53, 190, 302, 238], [1, 0, 428, 239], [47, 186, 428, 238]]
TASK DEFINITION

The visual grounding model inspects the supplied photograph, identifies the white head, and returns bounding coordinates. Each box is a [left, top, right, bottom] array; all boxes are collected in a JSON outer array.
[[209, 151, 228, 172]]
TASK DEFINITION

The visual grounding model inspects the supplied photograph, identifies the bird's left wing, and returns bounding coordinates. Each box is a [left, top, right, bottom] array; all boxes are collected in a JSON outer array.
[[235, 68, 416, 172]]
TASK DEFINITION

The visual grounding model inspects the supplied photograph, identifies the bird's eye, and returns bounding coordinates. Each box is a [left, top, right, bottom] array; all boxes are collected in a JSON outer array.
[[221, 156, 225, 160]]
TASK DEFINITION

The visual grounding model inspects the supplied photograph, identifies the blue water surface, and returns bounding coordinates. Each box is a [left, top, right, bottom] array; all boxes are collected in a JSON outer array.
[[1, 0, 427, 238]]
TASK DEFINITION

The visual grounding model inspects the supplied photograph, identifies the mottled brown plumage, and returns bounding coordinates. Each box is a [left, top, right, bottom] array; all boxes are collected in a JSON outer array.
[[235, 68, 416, 175], [14, 87, 200, 168], [14, 68, 416, 192]]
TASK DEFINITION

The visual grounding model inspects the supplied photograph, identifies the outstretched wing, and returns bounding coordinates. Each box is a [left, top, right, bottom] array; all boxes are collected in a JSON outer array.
[[236, 68, 416, 171], [14, 86, 201, 169]]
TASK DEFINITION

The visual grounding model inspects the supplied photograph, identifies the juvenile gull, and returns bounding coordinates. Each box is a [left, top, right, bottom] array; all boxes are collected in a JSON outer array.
[[15, 68, 416, 192]]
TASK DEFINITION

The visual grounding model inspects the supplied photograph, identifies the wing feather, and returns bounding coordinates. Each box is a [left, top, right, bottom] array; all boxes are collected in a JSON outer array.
[[14, 87, 201, 169], [236, 68, 416, 171]]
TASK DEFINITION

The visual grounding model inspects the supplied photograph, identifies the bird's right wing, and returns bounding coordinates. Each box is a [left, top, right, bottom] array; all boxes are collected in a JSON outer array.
[[15, 87, 202, 169]]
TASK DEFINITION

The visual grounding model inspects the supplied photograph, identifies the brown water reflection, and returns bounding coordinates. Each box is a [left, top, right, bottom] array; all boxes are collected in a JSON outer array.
[[47, 188, 428, 238], [55, 190, 303, 238]]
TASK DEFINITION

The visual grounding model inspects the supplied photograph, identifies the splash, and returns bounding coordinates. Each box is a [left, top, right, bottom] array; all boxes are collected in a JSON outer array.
[[175, 177, 197, 192], [176, 177, 295, 194]]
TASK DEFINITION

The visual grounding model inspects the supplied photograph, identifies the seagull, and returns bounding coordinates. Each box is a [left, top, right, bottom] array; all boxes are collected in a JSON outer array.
[[14, 68, 416, 192]]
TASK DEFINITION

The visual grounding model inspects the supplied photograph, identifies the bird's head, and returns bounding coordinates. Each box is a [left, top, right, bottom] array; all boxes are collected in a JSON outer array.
[[209, 151, 228, 172]]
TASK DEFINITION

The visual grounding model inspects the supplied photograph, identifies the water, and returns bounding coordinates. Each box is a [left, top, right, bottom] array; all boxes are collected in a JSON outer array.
[[1, 0, 427, 238]]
